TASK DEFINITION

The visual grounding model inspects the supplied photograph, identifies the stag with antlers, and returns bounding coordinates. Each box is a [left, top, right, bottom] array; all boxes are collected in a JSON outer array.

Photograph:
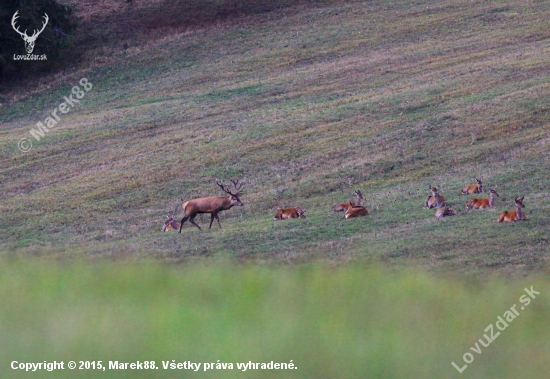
[[178, 180, 244, 232], [11, 11, 49, 54]]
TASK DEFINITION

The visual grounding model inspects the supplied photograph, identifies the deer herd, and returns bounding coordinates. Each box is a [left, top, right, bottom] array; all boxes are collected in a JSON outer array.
[[423, 177, 527, 222], [163, 177, 527, 232]]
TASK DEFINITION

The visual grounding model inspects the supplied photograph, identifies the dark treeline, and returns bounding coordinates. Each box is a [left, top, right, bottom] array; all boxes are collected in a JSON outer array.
[[1, 0, 337, 85], [0, 0, 75, 82]]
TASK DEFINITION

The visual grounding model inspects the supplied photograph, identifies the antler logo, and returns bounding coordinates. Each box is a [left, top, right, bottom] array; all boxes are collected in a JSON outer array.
[[11, 11, 49, 54]]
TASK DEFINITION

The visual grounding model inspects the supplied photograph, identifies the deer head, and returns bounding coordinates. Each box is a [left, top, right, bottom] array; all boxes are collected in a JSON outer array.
[[515, 197, 525, 208], [353, 190, 364, 206], [216, 179, 244, 206], [12, 11, 49, 54], [162, 214, 179, 231], [475, 177, 483, 192]]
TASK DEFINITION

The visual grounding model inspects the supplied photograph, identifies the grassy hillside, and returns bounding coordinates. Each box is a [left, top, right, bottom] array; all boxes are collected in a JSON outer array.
[[1, 263, 549, 379], [1, 0, 549, 274]]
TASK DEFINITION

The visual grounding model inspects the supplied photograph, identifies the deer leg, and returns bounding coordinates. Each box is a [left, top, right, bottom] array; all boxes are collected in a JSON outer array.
[[214, 213, 222, 228], [178, 216, 189, 233], [188, 215, 202, 231], [209, 213, 215, 229]]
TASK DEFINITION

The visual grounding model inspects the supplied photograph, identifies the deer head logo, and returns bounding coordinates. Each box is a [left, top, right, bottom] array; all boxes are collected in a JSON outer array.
[[11, 11, 49, 54]]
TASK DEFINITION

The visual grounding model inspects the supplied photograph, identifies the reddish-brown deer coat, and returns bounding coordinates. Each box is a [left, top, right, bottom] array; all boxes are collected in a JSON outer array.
[[179, 180, 243, 232], [274, 207, 306, 220], [424, 186, 446, 209], [466, 188, 499, 210], [345, 190, 369, 218], [498, 197, 526, 223], [162, 215, 181, 231], [461, 177, 483, 194]]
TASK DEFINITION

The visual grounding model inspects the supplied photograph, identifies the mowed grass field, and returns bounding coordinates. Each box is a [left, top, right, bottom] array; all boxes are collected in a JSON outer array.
[[0, 263, 549, 379], [1, 0, 549, 273]]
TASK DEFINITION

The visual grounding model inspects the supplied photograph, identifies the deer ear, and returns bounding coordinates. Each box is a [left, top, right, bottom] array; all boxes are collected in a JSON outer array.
[[520, 197, 524, 201]]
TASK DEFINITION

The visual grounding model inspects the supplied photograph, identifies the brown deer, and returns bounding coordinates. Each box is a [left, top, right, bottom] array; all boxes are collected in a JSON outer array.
[[424, 185, 446, 209], [435, 207, 457, 219], [345, 190, 369, 218], [466, 188, 499, 210], [334, 200, 356, 212], [178, 180, 243, 232], [461, 177, 483, 194], [498, 197, 526, 223], [334, 190, 363, 212], [333, 195, 358, 211], [162, 215, 181, 231], [274, 207, 306, 220]]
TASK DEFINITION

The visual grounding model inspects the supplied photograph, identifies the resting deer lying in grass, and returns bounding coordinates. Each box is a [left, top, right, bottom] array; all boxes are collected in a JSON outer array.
[[178, 180, 243, 232], [461, 177, 483, 194], [162, 215, 181, 231], [274, 207, 306, 220], [435, 207, 457, 219], [424, 185, 446, 209], [334, 199, 356, 212], [345, 190, 369, 218], [498, 197, 526, 223], [466, 188, 499, 210]]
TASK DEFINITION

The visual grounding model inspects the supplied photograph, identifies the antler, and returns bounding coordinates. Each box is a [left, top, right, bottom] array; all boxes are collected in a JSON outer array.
[[11, 11, 26, 38], [216, 179, 243, 195], [230, 179, 243, 193], [216, 180, 233, 195], [11, 12, 49, 39], [31, 13, 49, 39]]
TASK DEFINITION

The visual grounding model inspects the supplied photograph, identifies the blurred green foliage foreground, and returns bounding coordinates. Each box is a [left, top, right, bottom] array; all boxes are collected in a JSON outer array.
[[1, 262, 548, 379]]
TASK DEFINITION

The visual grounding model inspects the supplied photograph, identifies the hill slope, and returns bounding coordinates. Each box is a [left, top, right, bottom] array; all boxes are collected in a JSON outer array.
[[1, 0, 549, 274]]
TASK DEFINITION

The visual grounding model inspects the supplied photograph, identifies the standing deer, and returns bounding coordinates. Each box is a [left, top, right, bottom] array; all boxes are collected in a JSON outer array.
[[162, 215, 181, 232], [345, 190, 369, 218], [435, 207, 457, 219], [461, 177, 483, 194], [498, 197, 526, 223], [424, 185, 446, 209], [274, 207, 306, 220], [11, 11, 49, 54], [178, 180, 243, 232], [466, 188, 499, 210]]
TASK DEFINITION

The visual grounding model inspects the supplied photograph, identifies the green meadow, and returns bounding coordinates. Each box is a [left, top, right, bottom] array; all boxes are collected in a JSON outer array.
[[0, 0, 549, 377]]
